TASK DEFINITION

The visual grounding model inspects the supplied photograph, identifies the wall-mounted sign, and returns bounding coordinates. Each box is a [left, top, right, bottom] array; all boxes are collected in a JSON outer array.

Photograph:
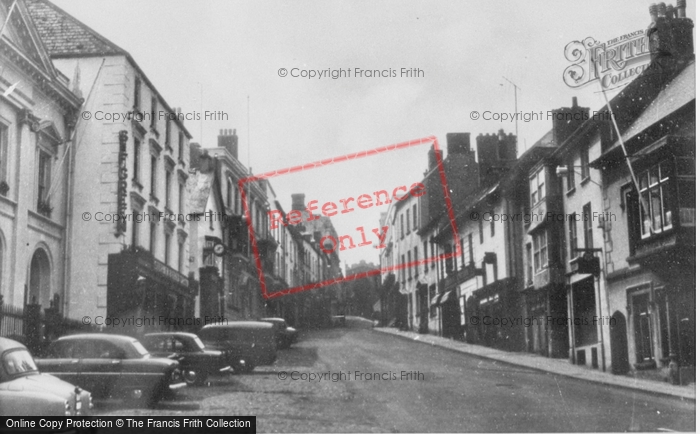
[[116, 130, 128, 236]]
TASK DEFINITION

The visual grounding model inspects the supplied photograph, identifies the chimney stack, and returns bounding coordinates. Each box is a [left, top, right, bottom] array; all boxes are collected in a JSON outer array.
[[291, 194, 306, 212], [218, 128, 239, 160], [648, 1, 694, 61], [551, 97, 590, 146], [446, 133, 471, 155], [427, 148, 443, 170]]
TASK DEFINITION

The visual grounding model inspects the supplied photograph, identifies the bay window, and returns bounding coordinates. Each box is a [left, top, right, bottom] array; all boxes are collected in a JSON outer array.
[[533, 231, 547, 273]]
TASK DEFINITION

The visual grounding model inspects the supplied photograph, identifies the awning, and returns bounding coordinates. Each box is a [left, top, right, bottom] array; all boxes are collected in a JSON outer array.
[[439, 290, 455, 304]]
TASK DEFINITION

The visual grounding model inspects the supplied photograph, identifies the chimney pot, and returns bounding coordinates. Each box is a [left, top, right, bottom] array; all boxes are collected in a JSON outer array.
[[572, 96, 578, 107], [650, 3, 659, 21], [657, 2, 667, 17], [666, 4, 675, 18], [677, 0, 686, 17]]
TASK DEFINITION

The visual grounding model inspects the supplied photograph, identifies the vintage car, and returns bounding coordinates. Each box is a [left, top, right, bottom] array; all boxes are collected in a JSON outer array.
[[36, 334, 185, 407], [0, 337, 92, 416], [142, 332, 230, 385], [197, 321, 276, 373], [258, 317, 298, 349]]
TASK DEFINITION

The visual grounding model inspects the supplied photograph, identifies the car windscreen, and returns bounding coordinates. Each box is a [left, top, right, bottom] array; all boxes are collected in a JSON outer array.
[[3, 349, 38, 376], [192, 336, 206, 350], [131, 340, 150, 357]]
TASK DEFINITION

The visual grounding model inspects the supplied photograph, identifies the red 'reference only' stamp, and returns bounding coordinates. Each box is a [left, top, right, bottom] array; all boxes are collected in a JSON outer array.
[[238, 136, 460, 300]]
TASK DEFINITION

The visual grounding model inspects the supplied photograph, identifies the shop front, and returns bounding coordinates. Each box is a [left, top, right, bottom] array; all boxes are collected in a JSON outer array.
[[107, 248, 196, 335]]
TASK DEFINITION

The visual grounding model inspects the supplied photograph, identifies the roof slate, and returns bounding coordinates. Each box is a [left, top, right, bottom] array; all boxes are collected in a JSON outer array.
[[25, 0, 125, 57]]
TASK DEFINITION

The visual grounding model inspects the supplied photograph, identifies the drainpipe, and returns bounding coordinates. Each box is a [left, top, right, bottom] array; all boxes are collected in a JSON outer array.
[[62, 118, 74, 317]]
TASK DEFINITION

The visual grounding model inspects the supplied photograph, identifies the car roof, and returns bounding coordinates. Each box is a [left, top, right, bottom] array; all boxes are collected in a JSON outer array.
[[259, 317, 285, 322], [0, 337, 27, 352], [201, 321, 273, 330], [54, 333, 138, 344], [143, 332, 198, 339]]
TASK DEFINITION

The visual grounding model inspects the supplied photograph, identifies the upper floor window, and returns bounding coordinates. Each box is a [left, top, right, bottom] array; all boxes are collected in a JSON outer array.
[[566, 160, 575, 191], [400, 214, 405, 239], [525, 242, 533, 283], [583, 203, 593, 248], [150, 96, 158, 130], [165, 116, 171, 149], [178, 132, 184, 162], [164, 231, 171, 266], [405, 209, 410, 235], [580, 147, 590, 180], [0, 123, 8, 182], [178, 182, 184, 214], [423, 240, 429, 272], [412, 204, 417, 230], [567, 213, 578, 260], [639, 162, 673, 238], [150, 155, 158, 198], [533, 230, 547, 273], [413, 246, 419, 277], [134, 77, 142, 111], [164, 169, 172, 209], [226, 177, 233, 210], [133, 138, 141, 183], [36, 150, 51, 215], [530, 168, 546, 206]]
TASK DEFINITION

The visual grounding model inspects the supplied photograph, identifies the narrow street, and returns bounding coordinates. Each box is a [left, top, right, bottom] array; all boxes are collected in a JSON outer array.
[[97, 328, 696, 432]]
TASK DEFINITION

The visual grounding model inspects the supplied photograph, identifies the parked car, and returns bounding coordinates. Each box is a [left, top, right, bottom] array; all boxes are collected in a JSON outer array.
[[0, 337, 93, 416], [142, 332, 230, 385], [36, 334, 185, 407], [197, 321, 276, 373], [258, 318, 298, 349]]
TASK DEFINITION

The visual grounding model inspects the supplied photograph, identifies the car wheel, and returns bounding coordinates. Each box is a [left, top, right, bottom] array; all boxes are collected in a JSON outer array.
[[184, 369, 208, 386], [235, 359, 255, 374]]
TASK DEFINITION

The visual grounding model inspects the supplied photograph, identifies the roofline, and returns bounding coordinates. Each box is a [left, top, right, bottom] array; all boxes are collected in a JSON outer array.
[[30, 0, 192, 139]]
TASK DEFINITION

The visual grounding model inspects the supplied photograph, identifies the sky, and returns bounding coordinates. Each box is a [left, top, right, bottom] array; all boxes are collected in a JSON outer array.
[[52, 0, 696, 268]]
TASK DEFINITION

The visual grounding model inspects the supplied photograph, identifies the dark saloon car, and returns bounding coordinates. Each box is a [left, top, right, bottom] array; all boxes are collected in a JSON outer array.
[[259, 318, 298, 349], [0, 337, 93, 416], [36, 334, 185, 407], [142, 332, 229, 385], [197, 321, 276, 373]]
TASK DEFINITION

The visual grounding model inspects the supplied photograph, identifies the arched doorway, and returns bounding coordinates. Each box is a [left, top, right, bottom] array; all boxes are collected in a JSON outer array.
[[28, 249, 51, 307], [610, 310, 629, 375]]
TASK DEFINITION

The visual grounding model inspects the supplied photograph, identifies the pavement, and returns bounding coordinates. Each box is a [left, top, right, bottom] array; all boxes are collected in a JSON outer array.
[[373, 326, 696, 402]]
